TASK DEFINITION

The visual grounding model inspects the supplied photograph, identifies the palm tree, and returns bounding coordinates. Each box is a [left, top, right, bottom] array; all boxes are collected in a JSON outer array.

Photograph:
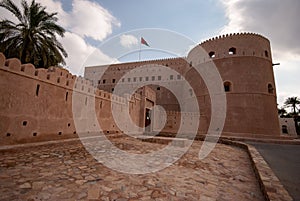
[[284, 96, 300, 135], [0, 0, 67, 68], [278, 107, 288, 118], [284, 97, 300, 116]]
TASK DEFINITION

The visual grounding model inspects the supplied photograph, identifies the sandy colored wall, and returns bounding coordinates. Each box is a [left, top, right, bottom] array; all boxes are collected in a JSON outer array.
[[0, 53, 147, 145], [279, 118, 297, 137]]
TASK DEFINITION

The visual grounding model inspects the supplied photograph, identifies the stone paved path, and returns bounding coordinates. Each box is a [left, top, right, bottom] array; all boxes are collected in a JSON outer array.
[[0, 137, 264, 201]]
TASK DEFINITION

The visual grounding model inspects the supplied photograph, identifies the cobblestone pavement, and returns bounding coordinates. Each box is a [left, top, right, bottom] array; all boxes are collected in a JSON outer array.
[[0, 137, 264, 201]]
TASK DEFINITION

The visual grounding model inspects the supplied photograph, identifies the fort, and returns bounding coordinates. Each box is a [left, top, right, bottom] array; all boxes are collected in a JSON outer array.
[[0, 32, 296, 146], [0, 32, 297, 201]]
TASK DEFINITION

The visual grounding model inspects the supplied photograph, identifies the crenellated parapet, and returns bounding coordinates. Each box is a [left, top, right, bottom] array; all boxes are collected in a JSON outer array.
[[0, 53, 128, 105], [199, 32, 268, 45], [188, 32, 272, 62]]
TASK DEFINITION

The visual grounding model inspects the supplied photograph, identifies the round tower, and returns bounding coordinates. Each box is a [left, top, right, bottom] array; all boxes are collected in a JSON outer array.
[[188, 33, 280, 138]]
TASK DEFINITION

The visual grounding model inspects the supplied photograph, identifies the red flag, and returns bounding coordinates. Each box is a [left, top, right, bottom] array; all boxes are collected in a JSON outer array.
[[141, 37, 150, 47]]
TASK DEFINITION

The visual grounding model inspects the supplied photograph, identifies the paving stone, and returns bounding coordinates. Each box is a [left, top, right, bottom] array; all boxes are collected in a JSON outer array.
[[88, 187, 100, 199], [0, 137, 265, 201], [19, 182, 32, 189]]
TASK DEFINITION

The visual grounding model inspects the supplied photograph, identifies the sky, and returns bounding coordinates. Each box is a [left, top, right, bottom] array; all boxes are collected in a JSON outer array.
[[0, 0, 299, 108]]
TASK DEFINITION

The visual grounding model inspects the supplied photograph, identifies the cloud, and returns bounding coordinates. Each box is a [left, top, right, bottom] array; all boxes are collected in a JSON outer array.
[[36, 0, 69, 26], [219, 0, 300, 60], [36, 0, 120, 74], [60, 32, 117, 75], [219, 0, 300, 105], [68, 0, 120, 41], [120, 34, 138, 48], [37, 0, 120, 41]]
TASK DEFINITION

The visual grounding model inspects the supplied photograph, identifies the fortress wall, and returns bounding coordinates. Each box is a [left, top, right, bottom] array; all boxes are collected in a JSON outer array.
[[0, 53, 144, 145], [0, 32, 282, 144], [0, 57, 76, 144]]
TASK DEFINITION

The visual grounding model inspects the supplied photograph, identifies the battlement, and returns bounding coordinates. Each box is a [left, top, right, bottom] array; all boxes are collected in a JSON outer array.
[[187, 32, 272, 63], [199, 32, 269, 45], [0, 53, 128, 105]]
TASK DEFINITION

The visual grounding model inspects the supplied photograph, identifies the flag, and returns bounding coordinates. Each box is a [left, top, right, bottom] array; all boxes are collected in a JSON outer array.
[[141, 37, 150, 47]]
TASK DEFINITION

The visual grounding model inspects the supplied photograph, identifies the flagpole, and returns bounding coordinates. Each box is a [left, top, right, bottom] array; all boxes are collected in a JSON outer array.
[[139, 37, 141, 61]]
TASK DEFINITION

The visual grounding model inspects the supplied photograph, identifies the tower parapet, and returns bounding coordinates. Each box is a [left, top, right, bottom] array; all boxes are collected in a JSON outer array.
[[189, 32, 272, 63]]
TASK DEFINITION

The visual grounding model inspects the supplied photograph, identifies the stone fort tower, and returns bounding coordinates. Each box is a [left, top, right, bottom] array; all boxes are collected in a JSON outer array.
[[85, 33, 280, 138]]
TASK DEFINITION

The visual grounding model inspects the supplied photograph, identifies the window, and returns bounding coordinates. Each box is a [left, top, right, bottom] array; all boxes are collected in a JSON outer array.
[[170, 75, 173, 80], [139, 77, 143, 82], [36, 84, 40, 96], [112, 88, 114, 92], [98, 80, 101, 84], [268, 84, 274, 94], [112, 79, 116, 83], [102, 79, 106, 84], [189, 61, 192, 67], [122, 78, 125, 82], [133, 77, 137, 82], [152, 76, 155, 81], [189, 89, 193, 96], [145, 77, 149, 81], [229, 47, 236, 55], [224, 81, 232, 92], [65, 92, 68, 101], [128, 78, 131, 82], [265, 50, 269, 57], [209, 51, 215, 58], [157, 87, 160, 90], [158, 76, 161, 81], [282, 125, 288, 134], [177, 75, 181, 80]]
